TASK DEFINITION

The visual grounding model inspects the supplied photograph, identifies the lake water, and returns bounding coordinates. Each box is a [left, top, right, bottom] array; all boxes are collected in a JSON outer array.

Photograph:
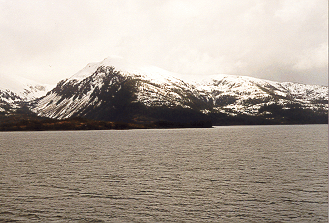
[[0, 125, 327, 222]]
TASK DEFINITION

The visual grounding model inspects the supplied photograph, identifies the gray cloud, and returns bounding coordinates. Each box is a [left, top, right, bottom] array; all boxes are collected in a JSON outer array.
[[0, 0, 327, 85]]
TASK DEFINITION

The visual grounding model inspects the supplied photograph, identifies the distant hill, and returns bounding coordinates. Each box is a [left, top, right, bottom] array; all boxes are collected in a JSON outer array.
[[0, 73, 54, 101]]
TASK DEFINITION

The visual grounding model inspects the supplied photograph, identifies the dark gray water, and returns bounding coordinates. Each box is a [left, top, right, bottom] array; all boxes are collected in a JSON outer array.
[[0, 125, 327, 222]]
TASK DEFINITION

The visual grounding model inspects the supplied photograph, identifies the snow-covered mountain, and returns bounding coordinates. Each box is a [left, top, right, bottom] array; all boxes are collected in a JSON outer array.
[[0, 74, 53, 100], [195, 74, 328, 115], [1, 56, 327, 124], [32, 57, 206, 120], [0, 74, 53, 113]]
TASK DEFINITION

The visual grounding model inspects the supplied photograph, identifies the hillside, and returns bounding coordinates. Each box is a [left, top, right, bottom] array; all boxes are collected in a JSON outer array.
[[1, 57, 328, 127]]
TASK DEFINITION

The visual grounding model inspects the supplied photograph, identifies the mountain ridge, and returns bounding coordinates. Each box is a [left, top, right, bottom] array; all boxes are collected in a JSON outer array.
[[0, 73, 54, 100], [1, 57, 328, 126]]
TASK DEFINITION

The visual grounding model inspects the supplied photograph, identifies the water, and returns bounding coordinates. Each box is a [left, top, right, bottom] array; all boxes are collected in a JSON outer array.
[[0, 125, 327, 222]]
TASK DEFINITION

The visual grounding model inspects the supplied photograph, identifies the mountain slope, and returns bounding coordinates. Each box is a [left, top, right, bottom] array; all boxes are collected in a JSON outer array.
[[11, 57, 328, 125], [196, 74, 328, 115], [0, 74, 53, 100], [32, 57, 208, 122], [0, 74, 53, 118]]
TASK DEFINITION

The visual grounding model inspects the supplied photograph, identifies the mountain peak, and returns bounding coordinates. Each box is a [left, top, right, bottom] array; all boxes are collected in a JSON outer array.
[[0, 73, 53, 100], [68, 56, 184, 85], [68, 56, 126, 81]]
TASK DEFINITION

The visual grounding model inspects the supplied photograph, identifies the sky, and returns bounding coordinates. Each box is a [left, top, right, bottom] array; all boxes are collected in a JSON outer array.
[[0, 0, 328, 85]]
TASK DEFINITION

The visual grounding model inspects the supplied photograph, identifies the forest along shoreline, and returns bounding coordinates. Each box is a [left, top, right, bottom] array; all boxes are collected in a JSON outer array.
[[0, 117, 213, 131], [0, 112, 327, 131]]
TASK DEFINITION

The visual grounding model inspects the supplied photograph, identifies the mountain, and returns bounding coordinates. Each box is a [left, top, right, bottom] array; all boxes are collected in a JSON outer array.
[[0, 74, 53, 101], [0, 74, 54, 122], [0, 57, 327, 126], [196, 74, 328, 115], [30, 57, 328, 125], [31, 57, 207, 123]]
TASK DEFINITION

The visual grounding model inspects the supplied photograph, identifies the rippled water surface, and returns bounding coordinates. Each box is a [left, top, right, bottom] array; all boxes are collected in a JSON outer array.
[[0, 125, 328, 222]]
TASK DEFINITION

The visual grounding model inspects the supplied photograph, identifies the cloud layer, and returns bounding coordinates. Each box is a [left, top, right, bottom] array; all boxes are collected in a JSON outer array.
[[0, 0, 327, 85]]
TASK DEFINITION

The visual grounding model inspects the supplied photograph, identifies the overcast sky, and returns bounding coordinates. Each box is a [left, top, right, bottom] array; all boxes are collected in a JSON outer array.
[[0, 0, 328, 85]]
